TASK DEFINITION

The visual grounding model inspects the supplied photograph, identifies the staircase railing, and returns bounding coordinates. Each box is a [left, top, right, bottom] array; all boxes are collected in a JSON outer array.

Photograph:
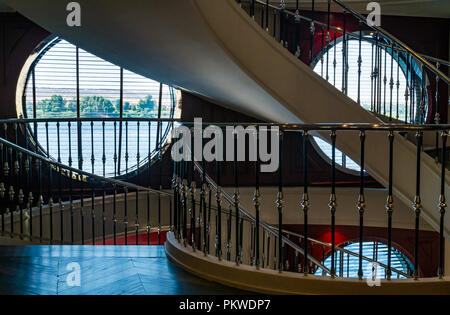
[[237, 0, 449, 129], [0, 117, 448, 280], [172, 122, 449, 279], [0, 117, 176, 245]]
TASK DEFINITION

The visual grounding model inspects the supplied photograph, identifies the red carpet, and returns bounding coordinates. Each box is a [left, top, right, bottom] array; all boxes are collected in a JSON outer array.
[[91, 231, 169, 245]]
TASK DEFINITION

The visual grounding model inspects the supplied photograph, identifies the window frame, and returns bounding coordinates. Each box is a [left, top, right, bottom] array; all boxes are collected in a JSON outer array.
[[16, 36, 180, 178]]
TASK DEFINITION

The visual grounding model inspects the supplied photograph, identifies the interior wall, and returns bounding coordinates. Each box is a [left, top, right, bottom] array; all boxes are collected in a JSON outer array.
[[0, 13, 49, 118]]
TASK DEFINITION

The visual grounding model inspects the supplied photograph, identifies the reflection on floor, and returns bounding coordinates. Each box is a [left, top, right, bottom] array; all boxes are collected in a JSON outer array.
[[0, 245, 244, 295]]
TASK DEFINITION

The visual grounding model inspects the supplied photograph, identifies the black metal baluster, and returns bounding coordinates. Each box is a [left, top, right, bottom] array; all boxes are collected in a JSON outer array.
[[135, 121, 140, 245], [389, 43, 394, 121], [302, 131, 310, 274], [37, 156, 43, 242], [68, 122, 74, 244], [333, 31, 337, 86], [157, 85, 163, 246], [113, 121, 117, 245], [386, 131, 394, 280], [250, 0, 255, 19], [405, 53, 410, 123], [147, 121, 151, 245], [173, 158, 178, 240], [207, 185, 212, 254], [420, 65, 426, 124], [182, 159, 188, 246], [411, 59, 416, 123], [216, 158, 222, 260], [276, 131, 283, 272], [413, 131, 423, 279], [279, 1, 285, 46], [202, 139, 208, 255], [90, 121, 95, 244], [17, 123, 24, 239], [371, 39, 375, 112], [326, 0, 330, 81], [102, 121, 106, 245], [273, 9, 277, 38], [265, 0, 269, 31], [190, 130, 196, 250], [125, 121, 129, 176], [374, 35, 379, 113], [342, 10, 347, 94], [357, 22, 362, 104], [294, 0, 301, 58], [226, 205, 232, 261], [438, 131, 447, 278], [80, 122, 85, 245], [46, 122, 53, 243], [321, 27, 324, 77], [117, 68, 124, 176], [309, 0, 315, 66], [384, 46, 387, 115], [254, 127, 260, 268], [329, 130, 337, 277], [56, 122, 64, 243], [124, 185, 128, 245], [357, 131, 366, 280], [396, 48, 400, 120], [234, 131, 241, 265]]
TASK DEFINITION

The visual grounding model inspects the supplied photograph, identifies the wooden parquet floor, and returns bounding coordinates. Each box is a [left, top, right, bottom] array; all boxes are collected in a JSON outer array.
[[0, 246, 244, 295]]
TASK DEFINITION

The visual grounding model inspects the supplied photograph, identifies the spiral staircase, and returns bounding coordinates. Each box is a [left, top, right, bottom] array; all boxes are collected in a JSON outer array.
[[0, 0, 449, 294]]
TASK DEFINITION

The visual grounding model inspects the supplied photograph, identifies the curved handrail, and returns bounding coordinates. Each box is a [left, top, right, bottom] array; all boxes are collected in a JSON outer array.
[[282, 228, 411, 278], [331, 0, 450, 84], [191, 159, 331, 274], [250, 0, 450, 83], [0, 136, 172, 197]]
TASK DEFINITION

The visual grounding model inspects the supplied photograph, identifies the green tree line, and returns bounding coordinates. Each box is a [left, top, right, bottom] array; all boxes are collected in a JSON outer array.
[[37, 94, 161, 117]]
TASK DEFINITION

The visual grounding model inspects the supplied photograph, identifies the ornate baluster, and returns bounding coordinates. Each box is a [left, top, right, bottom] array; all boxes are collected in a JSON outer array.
[[102, 121, 107, 245], [438, 131, 447, 278], [91, 120, 96, 244], [326, 0, 331, 81], [383, 46, 387, 115], [182, 160, 188, 246], [124, 185, 128, 245], [396, 48, 400, 120], [294, 1, 301, 59], [253, 127, 259, 268], [46, 122, 53, 243], [279, 0, 286, 47], [135, 121, 140, 245], [357, 22, 362, 104], [386, 131, 394, 280], [68, 122, 74, 244], [234, 131, 241, 265], [309, 0, 315, 66], [36, 158, 43, 243], [329, 130, 337, 278], [216, 159, 222, 260], [333, 31, 337, 86], [357, 131, 366, 280], [405, 53, 410, 123], [265, 0, 269, 32], [201, 140, 207, 254], [113, 121, 118, 245], [56, 122, 64, 243], [413, 131, 423, 279], [226, 204, 232, 261], [435, 62, 440, 160], [190, 130, 196, 250], [276, 131, 283, 273], [342, 10, 347, 94], [302, 130, 310, 274], [147, 121, 152, 244]]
